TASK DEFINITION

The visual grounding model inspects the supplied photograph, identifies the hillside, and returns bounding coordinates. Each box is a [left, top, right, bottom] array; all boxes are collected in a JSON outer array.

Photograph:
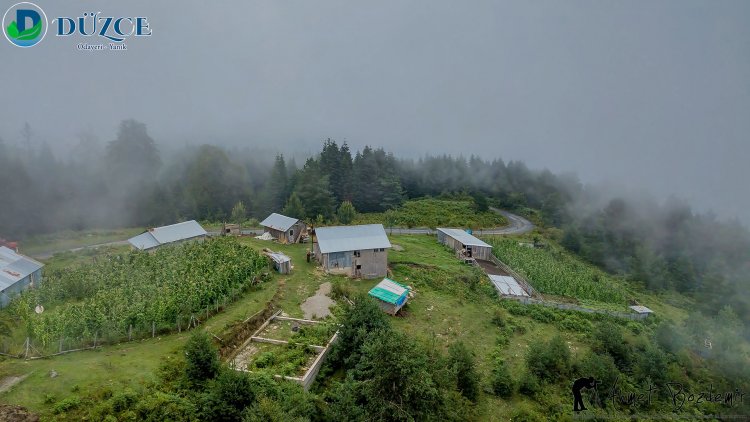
[[1, 221, 746, 420]]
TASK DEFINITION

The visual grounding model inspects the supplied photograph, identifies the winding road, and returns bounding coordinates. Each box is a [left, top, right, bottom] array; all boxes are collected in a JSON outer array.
[[30, 209, 534, 259]]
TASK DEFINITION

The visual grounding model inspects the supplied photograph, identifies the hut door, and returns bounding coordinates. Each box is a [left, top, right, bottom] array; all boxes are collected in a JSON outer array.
[[466, 246, 473, 257]]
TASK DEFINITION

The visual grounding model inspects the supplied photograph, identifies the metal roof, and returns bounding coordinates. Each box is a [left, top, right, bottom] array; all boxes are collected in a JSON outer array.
[[369, 278, 409, 305], [629, 305, 653, 314], [315, 224, 391, 254], [0, 246, 43, 291], [128, 220, 207, 250], [267, 252, 291, 264], [437, 228, 492, 248], [260, 213, 300, 232], [488, 274, 529, 297]]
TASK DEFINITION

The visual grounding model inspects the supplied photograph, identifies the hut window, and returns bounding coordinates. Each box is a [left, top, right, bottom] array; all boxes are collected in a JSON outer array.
[[354, 250, 360, 257], [356, 264, 362, 270]]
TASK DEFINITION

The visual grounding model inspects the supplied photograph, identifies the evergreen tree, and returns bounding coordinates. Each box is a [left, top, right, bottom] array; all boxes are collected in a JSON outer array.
[[336, 200, 357, 224], [282, 192, 306, 219]]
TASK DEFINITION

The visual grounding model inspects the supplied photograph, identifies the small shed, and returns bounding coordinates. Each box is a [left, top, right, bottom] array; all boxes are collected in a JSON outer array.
[[629, 305, 654, 320], [0, 246, 43, 308], [221, 223, 241, 236], [436, 228, 492, 260], [260, 213, 307, 244], [313, 224, 391, 279], [265, 251, 292, 274], [128, 220, 208, 251], [369, 278, 410, 315]]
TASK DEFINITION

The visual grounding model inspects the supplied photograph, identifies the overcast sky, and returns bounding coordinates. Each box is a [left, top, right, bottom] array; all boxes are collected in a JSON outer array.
[[2, 1, 748, 222]]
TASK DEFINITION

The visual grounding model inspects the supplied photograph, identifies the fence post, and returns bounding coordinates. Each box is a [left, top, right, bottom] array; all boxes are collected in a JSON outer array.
[[128, 325, 133, 341], [178, 317, 181, 333], [59, 337, 63, 353], [94, 331, 98, 348], [152, 321, 156, 338], [24, 337, 29, 359]]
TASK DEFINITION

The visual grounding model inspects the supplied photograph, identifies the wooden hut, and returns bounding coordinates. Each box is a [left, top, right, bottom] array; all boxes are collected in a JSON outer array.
[[260, 213, 307, 244], [436, 228, 493, 261]]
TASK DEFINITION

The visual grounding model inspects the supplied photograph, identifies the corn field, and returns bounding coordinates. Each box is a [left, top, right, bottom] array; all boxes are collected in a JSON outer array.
[[486, 238, 626, 304], [8, 237, 268, 347]]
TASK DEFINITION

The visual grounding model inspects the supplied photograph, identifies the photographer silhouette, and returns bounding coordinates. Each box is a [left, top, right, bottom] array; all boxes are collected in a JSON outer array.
[[572, 377, 597, 411]]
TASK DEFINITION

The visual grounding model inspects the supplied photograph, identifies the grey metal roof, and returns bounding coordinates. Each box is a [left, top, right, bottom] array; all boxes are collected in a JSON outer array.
[[316, 224, 391, 254], [0, 246, 43, 291], [489, 274, 529, 297], [437, 228, 492, 248], [260, 213, 300, 232], [267, 252, 291, 264], [128, 220, 207, 250], [629, 305, 653, 314]]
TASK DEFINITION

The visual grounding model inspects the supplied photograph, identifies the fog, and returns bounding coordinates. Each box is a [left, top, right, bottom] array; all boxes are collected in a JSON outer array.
[[1, 0, 749, 223]]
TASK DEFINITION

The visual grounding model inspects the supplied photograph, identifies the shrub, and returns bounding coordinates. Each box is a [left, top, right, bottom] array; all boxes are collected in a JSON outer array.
[[525, 335, 571, 383], [449, 342, 480, 402], [185, 332, 220, 385], [53, 396, 82, 414], [593, 322, 632, 371], [201, 370, 255, 421], [518, 372, 541, 396], [491, 361, 514, 398]]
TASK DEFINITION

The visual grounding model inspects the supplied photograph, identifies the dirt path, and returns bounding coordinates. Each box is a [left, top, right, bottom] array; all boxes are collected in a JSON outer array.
[[300, 282, 335, 319], [0, 374, 29, 393]]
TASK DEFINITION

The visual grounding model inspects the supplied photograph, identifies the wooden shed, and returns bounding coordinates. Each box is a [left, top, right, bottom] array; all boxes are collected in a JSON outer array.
[[313, 224, 391, 279], [265, 250, 292, 274], [368, 278, 410, 315], [436, 228, 493, 261], [260, 213, 307, 244]]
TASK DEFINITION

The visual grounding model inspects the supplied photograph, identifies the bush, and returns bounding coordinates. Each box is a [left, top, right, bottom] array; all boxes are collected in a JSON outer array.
[[185, 332, 220, 385], [491, 361, 514, 398], [518, 372, 541, 396], [593, 322, 632, 371], [491, 309, 508, 327], [53, 396, 82, 414], [111, 388, 140, 413], [201, 370, 255, 421], [329, 294, 391, 369], [525, 335, 571, 383], [449, 342, 480, 402]]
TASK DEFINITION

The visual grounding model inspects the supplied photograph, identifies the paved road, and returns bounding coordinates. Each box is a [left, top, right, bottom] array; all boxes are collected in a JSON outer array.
[[30, 209, 533, 259]]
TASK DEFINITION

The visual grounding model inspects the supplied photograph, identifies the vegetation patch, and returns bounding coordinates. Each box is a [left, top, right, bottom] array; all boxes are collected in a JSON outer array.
[[354, 198, 506, 229], [486, 237, 627, 304]]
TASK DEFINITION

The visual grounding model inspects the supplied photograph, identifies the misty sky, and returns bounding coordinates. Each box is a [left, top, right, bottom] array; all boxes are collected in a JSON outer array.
[[2, 1, 749, 223]]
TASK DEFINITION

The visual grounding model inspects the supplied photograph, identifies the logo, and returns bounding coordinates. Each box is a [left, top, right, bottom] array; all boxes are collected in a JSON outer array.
[[3, 2, 47, 47]]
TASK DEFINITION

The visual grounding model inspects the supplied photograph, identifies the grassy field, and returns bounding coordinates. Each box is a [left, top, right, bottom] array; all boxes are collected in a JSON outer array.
[[354, 198, 507, 229], [18, 228, 143, 256], [0, 231, 695, 420]]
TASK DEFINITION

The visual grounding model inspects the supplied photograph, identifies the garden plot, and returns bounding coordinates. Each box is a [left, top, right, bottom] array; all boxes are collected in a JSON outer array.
[[230, 311, 338, 390]]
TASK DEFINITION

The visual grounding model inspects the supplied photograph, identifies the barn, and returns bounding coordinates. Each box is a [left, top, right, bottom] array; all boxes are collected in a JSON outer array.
[[128, 220, 208, 251], [369, 278, 410, 315], [436, 228, 493, 261], [260, 213, 307, 244], [314, 224, 391, 279], [0, 246, 43, 308]]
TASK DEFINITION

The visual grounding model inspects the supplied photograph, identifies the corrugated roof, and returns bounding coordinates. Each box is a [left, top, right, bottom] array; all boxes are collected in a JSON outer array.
[[267, 252, 291, 264], [437, 228, 492, 248], [0, 246, 43, 291], [260, 213, 300, 232], [369, 278, 409, 305], [128, 220, 207, 250], [629, 305, 653, 314], [316, 224, 391, 254], [488, 274, 529, 297]]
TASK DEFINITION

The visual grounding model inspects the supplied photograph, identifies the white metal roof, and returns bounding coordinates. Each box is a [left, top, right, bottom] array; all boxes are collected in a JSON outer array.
[[629, 305, 653, 314], [0, 246, 44, 291], [316, 224, 391, 254], [260, 213, 300, 232], [374, 278, 408, 296], [128, 220, 207, 250], [488, 274, 529, 297], [437, 228, 492, 248], [267, 252, 291, 264]]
